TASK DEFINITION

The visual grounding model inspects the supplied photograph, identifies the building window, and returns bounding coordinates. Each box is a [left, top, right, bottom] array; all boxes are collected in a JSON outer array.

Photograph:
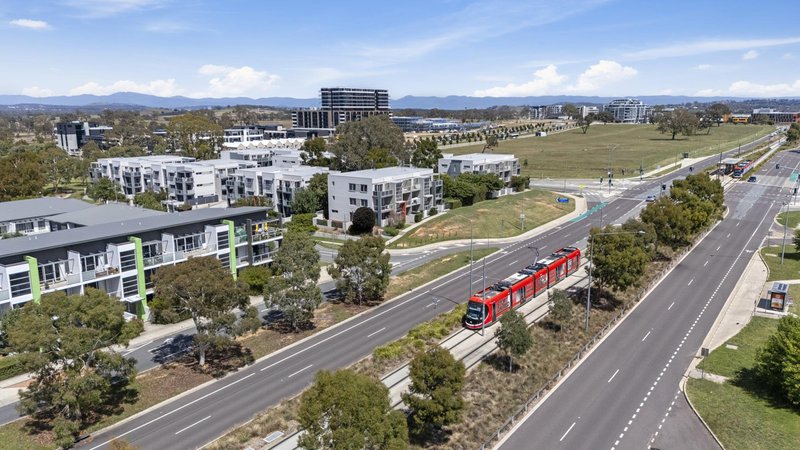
[[217, 231, 229, 249], [37, 219, 46, 229], [349, 183, 356, 191], [15, 221, 33, 233], [9, 272, 31, 297], [119, 250, 137, 272], [360, 184, 367, 192], [350, 198, 357, 205], [122, 275, 139, 298], [360, 199, 368, 207]]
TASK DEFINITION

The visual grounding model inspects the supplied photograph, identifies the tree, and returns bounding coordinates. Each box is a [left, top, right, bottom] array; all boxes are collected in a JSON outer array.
[[640, 197, 693, 250], [411, 139, 442, 169], [41, 146, 75, 194], [483, 134, 498, 153], [288, 212, 318, 234], [577, 113, 595, 134], [549, 289, 573, 332], [291, 186, 320, 215], [589, 225, 651, 293], [133, 190, 167, 211], [330, 116, 407, 171], [0, 150, 47, 200], [403, 347, 466, 436], [655, 108, 700, 140], [152, 257, 249, 366], [510, 175, 530, 192], [301, 137, 329, 166], [307, 173, 329, 218], [495, 310, 533, 372], [596, 111, 615, 124], [787, 123, 800, 143], [264, 232, 322, 331], [166, 112, 223, 160], [238, 265, 272, 294], [88, 177, 121, 202], [794, 229, 800, 250], [365, 147, 399, 169], [669, 173, 724, 233], [350, 206, 376, 235], [561, 104, 579, 119], [298, 369, 408, 450], [756, 315, 800, 407], [706, 103, 731, 126], [4, 289, 143, 447], [328, 236, 392, 304]]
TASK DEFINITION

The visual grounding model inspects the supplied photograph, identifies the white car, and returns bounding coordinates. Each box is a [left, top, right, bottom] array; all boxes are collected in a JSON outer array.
[[645, 195, 656, 202]]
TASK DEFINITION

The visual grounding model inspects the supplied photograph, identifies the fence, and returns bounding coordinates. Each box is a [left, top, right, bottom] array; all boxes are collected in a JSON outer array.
[[476, 222, 715, 450]]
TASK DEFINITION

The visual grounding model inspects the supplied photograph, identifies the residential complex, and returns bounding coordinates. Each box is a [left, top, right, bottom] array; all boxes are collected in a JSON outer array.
[[438, 153, 520, 196], [0, 207, 281, 319], [327, 167, 442, 228], [391, 116, 487, 133], [223, 125, 288, 143], [605, 98, 650, 124], [292, 87, 391, 131], [750, 108, 800, 124], [0, 198, 94, 236], [55, 121, 113, 156], [232, 166, 334, 216]]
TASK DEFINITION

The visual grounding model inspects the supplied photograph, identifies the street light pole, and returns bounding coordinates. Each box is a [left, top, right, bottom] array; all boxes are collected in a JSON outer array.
[[781, 202, 789, 264], [481, 236, 487, 336]]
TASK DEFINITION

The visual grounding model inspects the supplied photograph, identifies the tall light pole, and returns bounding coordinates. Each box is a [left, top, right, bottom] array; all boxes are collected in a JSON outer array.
[[586, 229, 645, 331], [481, 235, 488, 336], [781, 201, 789, 264]]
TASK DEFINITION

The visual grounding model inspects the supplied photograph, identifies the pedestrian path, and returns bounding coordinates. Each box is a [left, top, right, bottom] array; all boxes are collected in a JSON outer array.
[[570, 201, 607, 223]]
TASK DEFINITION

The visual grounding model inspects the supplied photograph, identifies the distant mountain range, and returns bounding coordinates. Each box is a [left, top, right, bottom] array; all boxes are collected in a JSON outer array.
[[0, 92, 794, 111]]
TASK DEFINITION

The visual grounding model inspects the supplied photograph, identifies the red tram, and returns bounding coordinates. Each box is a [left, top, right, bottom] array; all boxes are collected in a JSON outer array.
[[463, 246, 580, 330]]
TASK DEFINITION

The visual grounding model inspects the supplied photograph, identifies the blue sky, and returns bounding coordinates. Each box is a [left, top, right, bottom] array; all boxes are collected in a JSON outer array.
[[2, 0, 799, 99]]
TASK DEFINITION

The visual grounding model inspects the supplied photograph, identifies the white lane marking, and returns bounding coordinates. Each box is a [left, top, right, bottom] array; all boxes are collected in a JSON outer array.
[[366, 327, 386, 338], [89, 373, 255, 449], [560, 422, 577, 442], [508, 259, 520, 266], [687, 279, 693, 286], [727, 233, 731, 238], [716, 245, 721, 251], [174, 415, 211, 435], [608, 369, 620, 383], [703, 260, 709, 267], [287, 364, 313, 378], [642, 330, 651, 342], [472, 279, 481, 284], [259, 289, 431, 372], [668, 301, 675, 310]]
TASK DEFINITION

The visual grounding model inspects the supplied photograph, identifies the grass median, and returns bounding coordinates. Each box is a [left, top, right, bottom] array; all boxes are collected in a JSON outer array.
[[390, 189, 573, 248], [687, 317, 800, 450], [760, 245, 800, 281], [449, 124, 773, 179]]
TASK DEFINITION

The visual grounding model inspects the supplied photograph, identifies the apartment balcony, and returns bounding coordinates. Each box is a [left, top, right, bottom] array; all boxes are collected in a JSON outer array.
[[373, 190, 394, 198], [142, 254, 165, 267], [39, 259, 79, 290], [252, 251, 275, 264]]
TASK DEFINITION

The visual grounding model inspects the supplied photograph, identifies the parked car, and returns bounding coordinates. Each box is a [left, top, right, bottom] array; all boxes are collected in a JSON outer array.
[[645, 195, 656, 202], [748, 176, 757, 183]]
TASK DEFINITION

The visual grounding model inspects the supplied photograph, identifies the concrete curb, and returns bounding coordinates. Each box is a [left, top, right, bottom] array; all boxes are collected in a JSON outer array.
[[680, 376, 726, 450]]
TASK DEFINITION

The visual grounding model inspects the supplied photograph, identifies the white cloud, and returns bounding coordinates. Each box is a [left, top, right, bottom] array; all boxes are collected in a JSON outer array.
[[9, 19, 50, 30], [728, 80, 800, 97], [196, 65, 280, 97], [694, 64, 712, 70], [144, 21, 188, 33], [622, 37, 800, 60], [473, 64, 566, 97], [742, 50, 759, 60], [69, 79, 180, 96], [60, 0, 164, 18], [783, 52, 794, 60], [22, 86, 54, 97], [694, 88, 722, 97], [568, 60, 637, 92]]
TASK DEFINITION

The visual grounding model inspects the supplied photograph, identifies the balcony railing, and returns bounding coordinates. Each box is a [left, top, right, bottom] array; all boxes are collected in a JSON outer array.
[[0, 289, 10, 301], [252, 227, 281, 242], [252, 252, 274, 263], [143, 254, 164, 267]]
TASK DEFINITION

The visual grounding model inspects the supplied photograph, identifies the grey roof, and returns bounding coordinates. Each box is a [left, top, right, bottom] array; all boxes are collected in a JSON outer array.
[[47, 203, 166, 227], [332, 166, 433, 180], [0, 198, 93, 223], [0, 207, 269, 259]]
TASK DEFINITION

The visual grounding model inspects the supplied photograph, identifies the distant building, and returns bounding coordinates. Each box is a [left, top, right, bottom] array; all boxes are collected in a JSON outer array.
[[0, 198, 94, 237], [579, 106, 600, 118], [728, 114, 751, 124], [751, 109, 800, 124], [56, 121, 113, 156], [545, 105, 563, 118], [391, 116, 483, 133], [605, 99, 649, 124], [232, 166, 335, 217], [438, 153, 520, 196], [223, 125, 287, 144], [327, 167, 443, 228], [528, 106, 548, 120], [292, 87, 391, 130]]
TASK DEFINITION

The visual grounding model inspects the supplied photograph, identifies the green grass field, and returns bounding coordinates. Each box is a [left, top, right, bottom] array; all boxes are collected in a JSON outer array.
[[389, 188, 574, 248], [760, 245, 800, 281], [687, 316, 800, 450], [697, 317, 778, 378], [449, 124, 773, 179], [775, 211, 800, 230]]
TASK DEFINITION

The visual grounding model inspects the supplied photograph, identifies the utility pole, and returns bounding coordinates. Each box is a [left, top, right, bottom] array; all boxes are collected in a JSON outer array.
[[481, 236, 487, 337], [469, 222, 473, 297], [781, 202, 789, 264], [586, 232, 594, 332]]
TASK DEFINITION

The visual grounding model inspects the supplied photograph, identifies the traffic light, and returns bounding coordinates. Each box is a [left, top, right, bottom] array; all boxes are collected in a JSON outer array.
[[662, 184, 667, 191]]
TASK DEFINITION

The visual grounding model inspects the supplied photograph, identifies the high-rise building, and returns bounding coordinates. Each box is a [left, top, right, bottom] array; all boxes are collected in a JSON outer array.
[[56, 121, 113, 156], [605, 99, 649, 124], [292, 87, 391, 130]]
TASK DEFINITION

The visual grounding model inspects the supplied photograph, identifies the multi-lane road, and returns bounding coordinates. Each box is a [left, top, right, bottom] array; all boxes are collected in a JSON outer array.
[[78, 134, 776, 449], [496, 148, 797, 450]]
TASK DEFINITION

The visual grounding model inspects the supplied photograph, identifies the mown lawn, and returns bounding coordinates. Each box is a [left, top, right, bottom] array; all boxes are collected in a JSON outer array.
[[697, 317, 778, 378], [775, 210, 800, 230], [390, 189, 573, 248], [760, 245, 800, 281], [384, 248, 498, 300], [449, 124, 773, 179]]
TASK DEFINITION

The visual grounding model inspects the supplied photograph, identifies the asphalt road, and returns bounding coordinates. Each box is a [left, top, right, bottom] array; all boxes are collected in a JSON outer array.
[[69, 134, 775, 449], [496, 148, 797, 450]]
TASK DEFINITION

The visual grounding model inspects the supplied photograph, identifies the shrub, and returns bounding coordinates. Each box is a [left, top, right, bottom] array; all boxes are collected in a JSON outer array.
[[429, 207, 438, 216], [445, 198, 462, 209], [149, 296, 192, 324], [0, 355, 26, 381], [414, 212, 424, 223], [287, 213, 318, 234], [350, 207, 375, 235], [383, 226, 399, 237], [510, 175, 530, 192], [238, 265, 271, 294]]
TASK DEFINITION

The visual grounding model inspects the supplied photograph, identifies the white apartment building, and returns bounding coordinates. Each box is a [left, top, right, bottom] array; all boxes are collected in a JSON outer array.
[[90, 155, 195, 197], [221, 138, 306, 151], [579, 106, 601, 118], [164, 159, 256, 206], [605, 98, 649, 124], [438, 153, 520, 196], [328, 167, 443, 228], [234, 166, 334, 216]]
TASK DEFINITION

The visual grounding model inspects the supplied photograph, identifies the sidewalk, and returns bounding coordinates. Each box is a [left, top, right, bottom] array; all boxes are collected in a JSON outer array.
[[386, 194, 587, 255]]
